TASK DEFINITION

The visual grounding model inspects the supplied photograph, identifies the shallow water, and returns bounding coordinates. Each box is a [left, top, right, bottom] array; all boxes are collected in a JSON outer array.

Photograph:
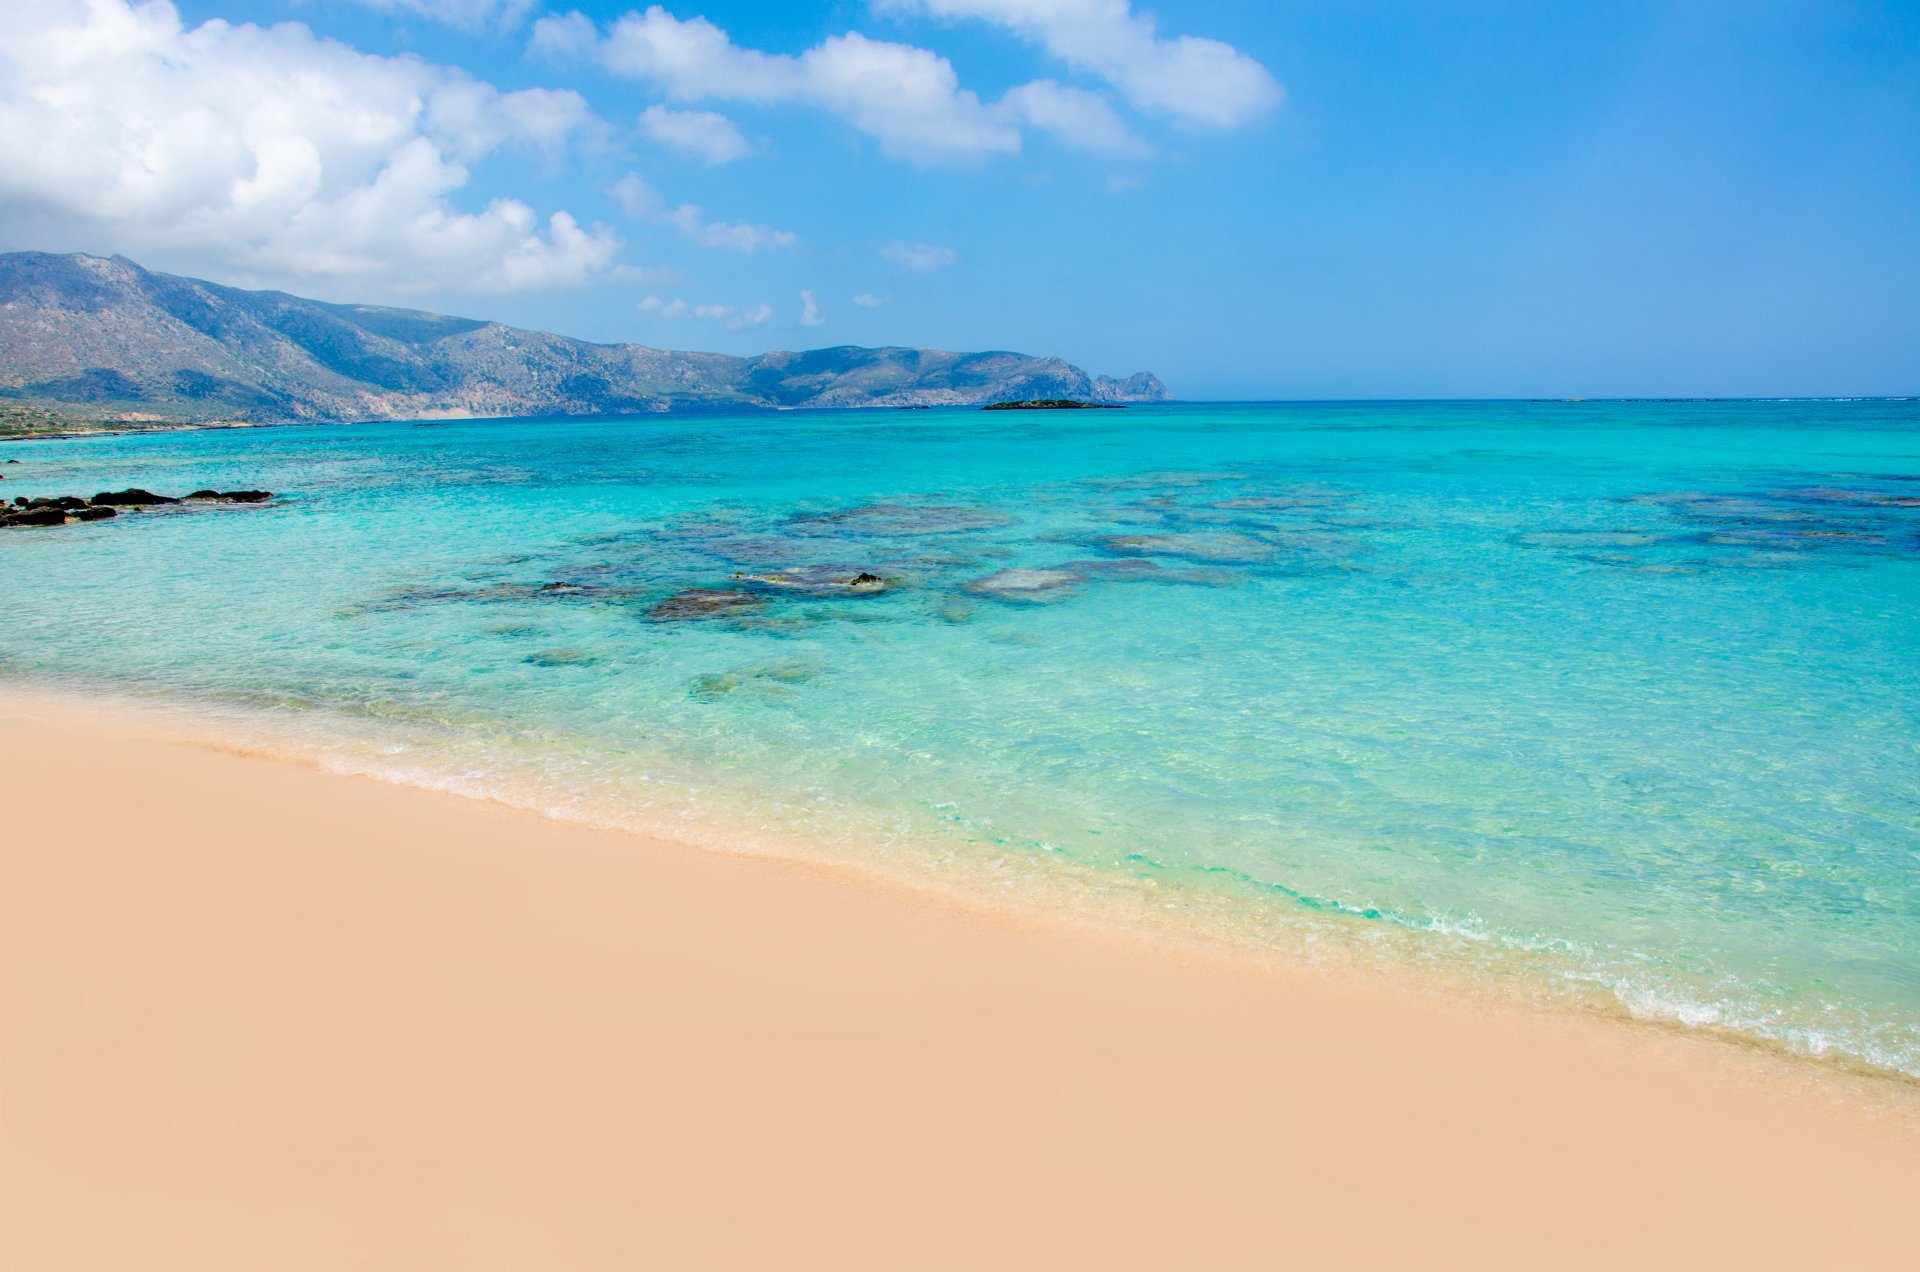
[[4, 400, 1918, 1074]]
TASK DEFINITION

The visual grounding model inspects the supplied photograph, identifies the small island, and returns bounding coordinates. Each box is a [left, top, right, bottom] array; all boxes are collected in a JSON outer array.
[[981, 399, 1126, 411]]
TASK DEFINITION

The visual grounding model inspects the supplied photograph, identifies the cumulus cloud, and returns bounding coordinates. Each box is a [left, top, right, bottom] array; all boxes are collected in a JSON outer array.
[[0, 0, 617, 294], [701, 301, 774, 330], [881, 240, 958, 271], [640, 104, 752, 164], [535, 6, 1146, 160], [611, 174, 797, 252], [641, 295, 774, 330], [800, 289, 823, 326], [876, 0, 1281, 128], [341, 0, 539, 33], [1000, 79, 1142, 153]]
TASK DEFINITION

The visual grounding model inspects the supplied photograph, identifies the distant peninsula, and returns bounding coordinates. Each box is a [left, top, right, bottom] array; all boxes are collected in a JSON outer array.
[[0, 252, 1170, 435], [981, 399, 1125, 411]]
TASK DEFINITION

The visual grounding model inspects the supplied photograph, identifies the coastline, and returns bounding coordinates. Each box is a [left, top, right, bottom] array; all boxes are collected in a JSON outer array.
[[2, 687, 1917, 1268]]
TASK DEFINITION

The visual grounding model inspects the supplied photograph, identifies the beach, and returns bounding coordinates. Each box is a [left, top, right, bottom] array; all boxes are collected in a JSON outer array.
[[3, 691, 1917, 1269]]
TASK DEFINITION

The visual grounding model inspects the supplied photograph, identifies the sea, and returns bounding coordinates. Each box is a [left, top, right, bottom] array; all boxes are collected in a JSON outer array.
[[3, 399, 1916, 1077]]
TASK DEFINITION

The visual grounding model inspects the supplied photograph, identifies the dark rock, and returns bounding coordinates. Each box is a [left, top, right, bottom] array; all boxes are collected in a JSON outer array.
[[645, 588, 764, 622], [729, 565, 895, 595], [91, 488, 178, 506], [70, 505, 117, 521], [184, 488, 272, 503], [27, 496, 87, 511], [982, 399, 1123, 410], [3, 506, 67, 527]]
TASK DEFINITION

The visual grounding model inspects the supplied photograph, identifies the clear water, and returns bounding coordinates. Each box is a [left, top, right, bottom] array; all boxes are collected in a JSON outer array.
[[4, 401, 1918, 1075]]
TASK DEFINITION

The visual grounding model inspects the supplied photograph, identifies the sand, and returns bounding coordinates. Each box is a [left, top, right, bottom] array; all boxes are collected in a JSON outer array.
[[1, 692, 1916, 1270]]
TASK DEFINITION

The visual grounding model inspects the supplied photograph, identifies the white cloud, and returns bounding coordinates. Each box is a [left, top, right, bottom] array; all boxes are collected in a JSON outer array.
[[799, 289, 823, 326], [881, 240, 958, 271], [0, 0, 616, 294], [640, 104, 752, 164], [340, 0, 539, 33], [852, 292, 889, 307], [642, 296, 774, 330], [876, 0, 1281, 128], [611, 174, 797, 253], [697, 302, 774, 330], [1000, 78, 1142, 153], [534, 7, 1025, 160]]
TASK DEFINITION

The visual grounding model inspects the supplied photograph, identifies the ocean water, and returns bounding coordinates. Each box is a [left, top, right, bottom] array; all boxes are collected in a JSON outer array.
[[4, 400, 1918, 1076]]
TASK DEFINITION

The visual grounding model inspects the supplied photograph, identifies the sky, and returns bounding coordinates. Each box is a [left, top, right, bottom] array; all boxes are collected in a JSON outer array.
[[0, 1, 1915, 399]]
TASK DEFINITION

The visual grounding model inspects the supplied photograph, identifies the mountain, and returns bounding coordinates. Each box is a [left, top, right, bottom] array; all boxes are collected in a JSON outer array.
[[0, 253, 1169, 428]]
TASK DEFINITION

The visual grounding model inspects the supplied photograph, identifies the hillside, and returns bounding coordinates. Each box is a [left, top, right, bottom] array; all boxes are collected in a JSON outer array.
[[0, 253, 1168, 431]]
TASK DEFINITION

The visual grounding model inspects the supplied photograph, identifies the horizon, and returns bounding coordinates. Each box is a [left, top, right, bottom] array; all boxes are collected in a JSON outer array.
[[2, 2, 1917, 399]]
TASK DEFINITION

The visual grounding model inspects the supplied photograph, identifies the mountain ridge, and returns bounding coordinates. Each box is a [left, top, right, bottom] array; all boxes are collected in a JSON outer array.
[[0, 253, 1169, 429]]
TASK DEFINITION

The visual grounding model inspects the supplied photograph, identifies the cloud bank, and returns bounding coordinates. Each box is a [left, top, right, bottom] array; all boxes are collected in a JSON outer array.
[[0, 0, 616, 293], [532, 5, 1171, 159]]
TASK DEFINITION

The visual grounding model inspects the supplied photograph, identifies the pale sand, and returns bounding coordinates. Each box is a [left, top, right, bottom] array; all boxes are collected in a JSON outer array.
[[2, 696, 1916, 1270]]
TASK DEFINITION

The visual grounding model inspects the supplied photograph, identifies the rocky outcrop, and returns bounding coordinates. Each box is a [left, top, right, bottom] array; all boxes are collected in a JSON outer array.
[[91, 488, 178, 506], [2, 486, 272, 528]]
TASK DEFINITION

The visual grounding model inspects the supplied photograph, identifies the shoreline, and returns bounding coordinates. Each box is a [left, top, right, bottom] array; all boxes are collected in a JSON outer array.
[[2, 686, 1917, 1267], [5, 676, 1917, 1090]]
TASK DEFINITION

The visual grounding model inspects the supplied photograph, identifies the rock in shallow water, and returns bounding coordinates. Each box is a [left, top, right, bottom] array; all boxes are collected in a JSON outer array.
[[730, 565, 895, 595], [1, 505, 67, 527], [90, 488, 178, 507], [1100, 531, 1275, 563], [791, 503, 1013, 537], [961, 567, 1084, 602], [186, 489, 273, 503], [645, 588, 764, 622]]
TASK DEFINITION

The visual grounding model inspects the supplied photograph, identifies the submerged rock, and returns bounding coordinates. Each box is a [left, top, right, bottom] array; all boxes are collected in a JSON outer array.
[[523, 648, 601, 667], [1058, 558, 1245, 587], [792, 503, 1013, 538], [1211, 493, 1344, 511], [1101, 531, 1274, 563], [961, 567, 1084, 602], [690, 661, 820, 699], [1515, 530, 1663, 550], [731, 565, 895, 595], [1089, 470, 1246, 492], [645, 587, 764, 622]]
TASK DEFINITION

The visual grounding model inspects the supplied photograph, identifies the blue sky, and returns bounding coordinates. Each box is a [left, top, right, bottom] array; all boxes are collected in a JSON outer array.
[[1, 1, 1915, 398]]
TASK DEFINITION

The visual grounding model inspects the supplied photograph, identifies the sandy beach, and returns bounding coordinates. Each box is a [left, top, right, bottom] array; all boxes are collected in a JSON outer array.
[[1, 691, 1916, 1270]]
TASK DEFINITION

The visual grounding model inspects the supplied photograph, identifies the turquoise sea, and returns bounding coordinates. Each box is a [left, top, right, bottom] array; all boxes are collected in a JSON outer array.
[[3, 400, 1917, 1076]]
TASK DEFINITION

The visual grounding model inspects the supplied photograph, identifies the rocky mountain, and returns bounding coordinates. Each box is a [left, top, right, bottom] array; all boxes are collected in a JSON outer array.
[[0, 253, 1169, 427]]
